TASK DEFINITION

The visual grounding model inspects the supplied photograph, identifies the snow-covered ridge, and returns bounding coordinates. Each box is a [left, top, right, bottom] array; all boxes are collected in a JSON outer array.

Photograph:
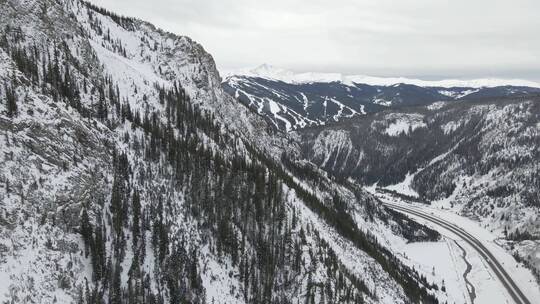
[[222, 64, 540, 88]]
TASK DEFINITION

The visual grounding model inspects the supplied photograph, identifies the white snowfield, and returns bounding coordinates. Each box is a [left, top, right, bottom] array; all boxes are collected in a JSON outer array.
[[369, 188, 540, 304], [380, 113, 427, 137], [222, 64, 540, 88]]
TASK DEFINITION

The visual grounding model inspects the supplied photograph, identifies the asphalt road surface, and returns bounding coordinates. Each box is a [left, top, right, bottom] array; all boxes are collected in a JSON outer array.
[[384, 202, 531, 304]]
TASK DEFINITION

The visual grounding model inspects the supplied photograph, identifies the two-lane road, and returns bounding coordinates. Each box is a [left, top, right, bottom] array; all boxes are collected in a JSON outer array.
[[384, 202, 532, 304]]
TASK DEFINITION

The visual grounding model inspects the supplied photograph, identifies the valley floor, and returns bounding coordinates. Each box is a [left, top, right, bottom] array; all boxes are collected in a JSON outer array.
[[366, 188, 540, 304]]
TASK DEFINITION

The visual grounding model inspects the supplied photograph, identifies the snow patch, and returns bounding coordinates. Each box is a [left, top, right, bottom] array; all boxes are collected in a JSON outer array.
[[383, 114, 427, 136], [385, 171, 419, 197]]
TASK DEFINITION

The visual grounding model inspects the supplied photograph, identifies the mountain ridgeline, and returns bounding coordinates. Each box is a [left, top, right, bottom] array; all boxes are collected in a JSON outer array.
[[0, 0, 447, 304], [222, 72, 540, 131]]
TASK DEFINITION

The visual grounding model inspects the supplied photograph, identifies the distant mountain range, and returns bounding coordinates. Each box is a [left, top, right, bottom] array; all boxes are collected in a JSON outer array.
[[222, 64, 540, 131]]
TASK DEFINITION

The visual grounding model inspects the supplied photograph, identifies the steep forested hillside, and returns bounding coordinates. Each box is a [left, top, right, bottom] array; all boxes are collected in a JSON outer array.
[[0, 1, 445, 303]]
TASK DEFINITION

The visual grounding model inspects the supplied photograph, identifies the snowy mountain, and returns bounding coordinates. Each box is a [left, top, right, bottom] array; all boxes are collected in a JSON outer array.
[[297, 97, 540, 280], [0, 1, 454, 303], [223, 64, 540, 88], [222, 65, 540, 131]]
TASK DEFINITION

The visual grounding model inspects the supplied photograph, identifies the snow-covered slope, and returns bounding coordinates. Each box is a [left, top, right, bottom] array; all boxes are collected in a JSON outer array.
[[0, 1, 451, 303], [223, 65, 540, 132]]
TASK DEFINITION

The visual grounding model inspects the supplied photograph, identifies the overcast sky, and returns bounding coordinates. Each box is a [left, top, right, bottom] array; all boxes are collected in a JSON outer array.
[[90, 0, 540, 80]]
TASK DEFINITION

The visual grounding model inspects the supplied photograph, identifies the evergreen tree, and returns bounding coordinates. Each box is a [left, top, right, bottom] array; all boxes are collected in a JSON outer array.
[[4, 83, 17, 117], [110, 176, 124, 237], [132, 189, 141, 247], [80, 208, 92, 257]]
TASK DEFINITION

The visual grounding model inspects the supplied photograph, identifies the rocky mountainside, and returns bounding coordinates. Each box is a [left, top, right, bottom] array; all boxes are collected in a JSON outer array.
[[222, 65, 540, 131], [0, 1, 450, 303], [297, 97, 540, 279]]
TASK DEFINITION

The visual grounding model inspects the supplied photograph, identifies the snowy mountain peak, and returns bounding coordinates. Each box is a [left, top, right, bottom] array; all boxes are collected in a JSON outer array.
[[223, 64, 540, 88], [253, 63, 285, 74], [247, 63, 295, 80], [222, 64, 294, 82]]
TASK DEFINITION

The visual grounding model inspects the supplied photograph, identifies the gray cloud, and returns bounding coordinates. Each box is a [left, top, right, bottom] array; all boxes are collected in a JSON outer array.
[[90, 0, 540, 80]]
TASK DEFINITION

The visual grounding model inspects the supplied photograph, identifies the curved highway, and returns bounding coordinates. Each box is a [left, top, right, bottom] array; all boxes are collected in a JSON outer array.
[[384, 202, 531, 304]]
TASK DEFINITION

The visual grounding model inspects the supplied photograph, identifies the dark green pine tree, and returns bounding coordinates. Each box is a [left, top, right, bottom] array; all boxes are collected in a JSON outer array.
[[4, 83, 17, 117], [152, 197, 169, 263], [91, 221, 106, 282], [110, 177, 124, 237], [190, 248, 200, 290], [110, 261, 122, 304], [132, 189, 141, 247], [80, 208, 93, 257]]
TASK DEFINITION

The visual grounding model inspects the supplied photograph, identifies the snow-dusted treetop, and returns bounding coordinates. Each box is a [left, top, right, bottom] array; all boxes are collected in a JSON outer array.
[[222, 64, 540, 88]]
